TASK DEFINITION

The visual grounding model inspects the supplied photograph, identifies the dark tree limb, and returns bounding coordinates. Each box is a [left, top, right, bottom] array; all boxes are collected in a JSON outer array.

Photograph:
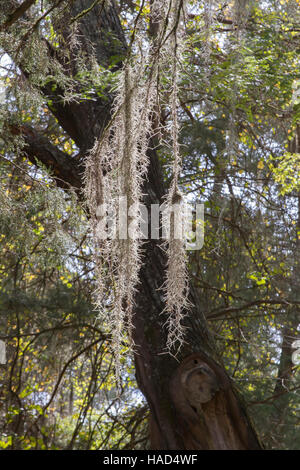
[[16, 0, 127, 155], [1, 0, 36, 30], [10, 123, 82, 192], [207, 299, 300, 320]]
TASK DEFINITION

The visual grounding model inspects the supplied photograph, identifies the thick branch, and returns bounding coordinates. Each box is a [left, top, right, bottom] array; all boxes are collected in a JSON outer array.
[[1, 0, 36, 30], [15, 0, 127, 155], [10, 124, 82, 192]]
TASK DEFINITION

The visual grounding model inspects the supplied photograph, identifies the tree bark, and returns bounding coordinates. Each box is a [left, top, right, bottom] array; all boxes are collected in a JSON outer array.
[[9, 0, 262, 450]]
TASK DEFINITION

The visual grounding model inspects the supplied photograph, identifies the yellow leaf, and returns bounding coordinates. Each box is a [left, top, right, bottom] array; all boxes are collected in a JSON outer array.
[[257, 160, 264, 170]]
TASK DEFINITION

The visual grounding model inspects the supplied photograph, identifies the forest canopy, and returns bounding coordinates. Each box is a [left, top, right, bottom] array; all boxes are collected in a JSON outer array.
[[0, 0, 299, 450]]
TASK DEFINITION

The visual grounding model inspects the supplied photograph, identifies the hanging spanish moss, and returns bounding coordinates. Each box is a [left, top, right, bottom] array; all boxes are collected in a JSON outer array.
[[84, 0, 190, 382], [84, 47, 158, 384], [161, 1, 191, 351]]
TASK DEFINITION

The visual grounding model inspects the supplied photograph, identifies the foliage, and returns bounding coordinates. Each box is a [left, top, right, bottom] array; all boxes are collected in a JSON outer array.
[[0, 0, 299, 450]]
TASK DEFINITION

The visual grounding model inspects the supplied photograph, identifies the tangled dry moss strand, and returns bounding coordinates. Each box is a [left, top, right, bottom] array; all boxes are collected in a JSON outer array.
[[85, 0, 193, 382], [161, 0, 191, 352], [84, 51, 158, 385]]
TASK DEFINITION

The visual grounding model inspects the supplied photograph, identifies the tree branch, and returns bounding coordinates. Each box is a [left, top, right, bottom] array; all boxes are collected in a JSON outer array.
[[10, 123, 83, 192], [2, 0, 36, 30], [207, 299, 300, 320]]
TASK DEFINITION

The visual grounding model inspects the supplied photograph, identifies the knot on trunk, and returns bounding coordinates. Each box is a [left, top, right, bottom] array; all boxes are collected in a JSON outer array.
[[168, 353, 262, 449], [170, 354, 221, 420], [181, 362, 220, 412]]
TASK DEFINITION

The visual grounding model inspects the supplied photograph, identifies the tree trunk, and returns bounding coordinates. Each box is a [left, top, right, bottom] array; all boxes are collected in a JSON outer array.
[[8, 0, 262, 450]]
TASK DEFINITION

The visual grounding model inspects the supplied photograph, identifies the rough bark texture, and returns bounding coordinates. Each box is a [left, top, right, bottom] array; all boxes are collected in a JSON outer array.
[[8, 0, 263, 449]]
